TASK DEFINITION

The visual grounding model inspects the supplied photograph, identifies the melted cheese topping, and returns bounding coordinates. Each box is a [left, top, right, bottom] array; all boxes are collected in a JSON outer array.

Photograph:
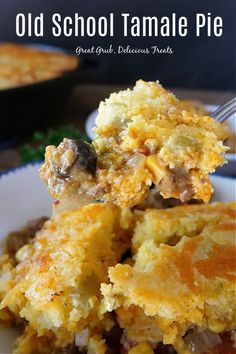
[[101, 202, 236, 352], [132, 202, 236, 252]]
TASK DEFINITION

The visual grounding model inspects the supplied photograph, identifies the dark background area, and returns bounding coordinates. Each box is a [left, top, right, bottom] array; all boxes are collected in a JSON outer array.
[[0, 0, 235, 90]]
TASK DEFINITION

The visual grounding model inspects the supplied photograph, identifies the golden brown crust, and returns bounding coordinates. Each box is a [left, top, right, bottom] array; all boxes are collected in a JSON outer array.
[[93, 81, 228, 206], [0, 204, 132, 353], [132, 201, 236, 252], [100, 202, 236, 353], [0, 43, 78, 89], [40, 81, 228, 209]]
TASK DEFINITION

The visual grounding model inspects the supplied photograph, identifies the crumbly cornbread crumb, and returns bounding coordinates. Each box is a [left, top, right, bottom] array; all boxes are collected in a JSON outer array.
[[101, 202, 236, 353]]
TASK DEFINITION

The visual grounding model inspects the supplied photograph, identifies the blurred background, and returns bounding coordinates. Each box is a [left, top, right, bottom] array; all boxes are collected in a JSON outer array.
[[0, 0, 235, 175], [1, 0, 236, 89]]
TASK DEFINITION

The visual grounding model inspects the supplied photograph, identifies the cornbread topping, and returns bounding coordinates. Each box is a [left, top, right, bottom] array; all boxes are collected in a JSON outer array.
[[0, 202, 235, 353], [0, 80, 234, 354], [40, 80, 228, 208]]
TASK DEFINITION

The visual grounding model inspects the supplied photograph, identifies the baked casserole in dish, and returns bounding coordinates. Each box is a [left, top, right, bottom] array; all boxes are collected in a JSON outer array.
[[0, 81, 235, 354], [0, 43, 104, 141], [0, 43, 78, 90]]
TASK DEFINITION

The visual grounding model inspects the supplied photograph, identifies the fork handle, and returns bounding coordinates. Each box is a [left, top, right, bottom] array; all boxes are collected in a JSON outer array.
[[212, 97, 236, 123]]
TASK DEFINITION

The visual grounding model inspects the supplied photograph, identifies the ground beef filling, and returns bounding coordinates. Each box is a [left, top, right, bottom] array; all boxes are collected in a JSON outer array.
[[6, 217, 48, 261]]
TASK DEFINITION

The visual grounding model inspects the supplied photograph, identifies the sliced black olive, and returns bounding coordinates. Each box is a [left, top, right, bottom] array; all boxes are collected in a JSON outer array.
[[53, 139, 97, 179], [72, 139, 97, 175]]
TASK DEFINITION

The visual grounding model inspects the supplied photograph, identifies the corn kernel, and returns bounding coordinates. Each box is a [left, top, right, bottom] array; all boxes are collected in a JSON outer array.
[[208, 319, 228, 333], [128, 342, 154, 354], [145, 155, 166, 184]]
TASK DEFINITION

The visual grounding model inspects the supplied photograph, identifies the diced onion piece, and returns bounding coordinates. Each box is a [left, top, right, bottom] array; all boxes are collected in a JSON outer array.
[[184, 329, 222, 353], [15, 244, 32, 263], [127, 154, 146, 168], [75, 328, 90, 348]]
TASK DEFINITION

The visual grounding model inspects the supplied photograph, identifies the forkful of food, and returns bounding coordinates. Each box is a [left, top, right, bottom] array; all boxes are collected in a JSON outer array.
[[40, 80, 233, 210]]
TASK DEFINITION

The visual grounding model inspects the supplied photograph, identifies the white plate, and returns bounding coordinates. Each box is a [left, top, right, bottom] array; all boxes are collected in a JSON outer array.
[[0, 163, 52, 354], [0, 163, 235, 353], [85, 105, 236, 176], [0, 163, 52, 249]]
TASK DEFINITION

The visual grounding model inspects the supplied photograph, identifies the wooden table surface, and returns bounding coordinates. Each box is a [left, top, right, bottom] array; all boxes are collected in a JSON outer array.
[[0, 84, 235, 173]]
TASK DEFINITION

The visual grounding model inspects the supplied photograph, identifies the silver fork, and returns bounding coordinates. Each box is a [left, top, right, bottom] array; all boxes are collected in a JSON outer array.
[[212, 97, 236, 123]]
